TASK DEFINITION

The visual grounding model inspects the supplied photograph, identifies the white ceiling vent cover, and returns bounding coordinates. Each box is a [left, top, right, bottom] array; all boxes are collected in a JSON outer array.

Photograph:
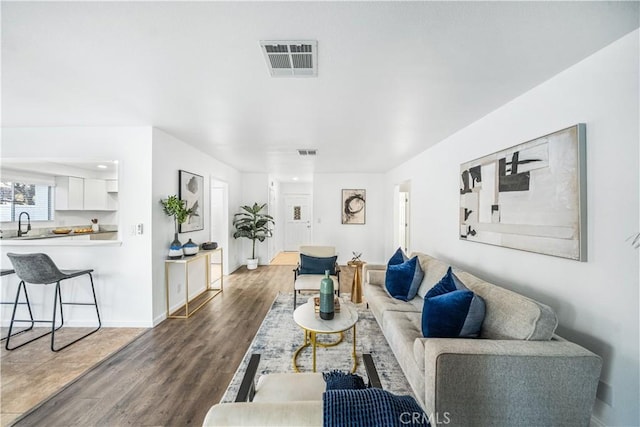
[[260, 40, 318, 77], [297, 149, 317, 156]]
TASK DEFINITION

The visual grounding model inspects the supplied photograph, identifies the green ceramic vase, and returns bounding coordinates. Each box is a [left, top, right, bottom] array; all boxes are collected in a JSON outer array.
[[319, 270, 334, 320]]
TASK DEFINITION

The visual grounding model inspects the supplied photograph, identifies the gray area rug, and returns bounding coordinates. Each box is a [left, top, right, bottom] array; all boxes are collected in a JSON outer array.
[[220, 292, 415, 402]]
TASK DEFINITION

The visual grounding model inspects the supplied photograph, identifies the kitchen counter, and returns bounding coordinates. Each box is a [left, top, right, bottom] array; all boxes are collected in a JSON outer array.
[[1, 239, 121, 246], [1, 230, 120, 246], [2, 230, 117, 241]]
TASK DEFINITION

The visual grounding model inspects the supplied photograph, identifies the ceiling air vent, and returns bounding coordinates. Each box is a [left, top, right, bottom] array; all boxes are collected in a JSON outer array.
[[297, 149, 317, 156], [260, 40, 318, 77]]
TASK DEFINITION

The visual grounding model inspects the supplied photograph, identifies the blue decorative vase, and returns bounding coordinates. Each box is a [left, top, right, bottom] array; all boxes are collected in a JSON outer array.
[[182, 239, 199, 256], [319, 270, 334, 320], [169, 233, 183, 259]]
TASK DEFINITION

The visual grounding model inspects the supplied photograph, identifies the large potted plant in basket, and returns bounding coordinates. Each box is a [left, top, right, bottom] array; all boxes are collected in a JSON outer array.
[[233, 202, 274, 270], [160, 195, 193, 259]]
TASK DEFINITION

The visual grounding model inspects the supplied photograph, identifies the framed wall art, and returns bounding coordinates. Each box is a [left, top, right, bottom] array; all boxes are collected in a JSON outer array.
[[179, 170, 204, 233], [459, 124, 587, 261], [342, 189, 366, 224]]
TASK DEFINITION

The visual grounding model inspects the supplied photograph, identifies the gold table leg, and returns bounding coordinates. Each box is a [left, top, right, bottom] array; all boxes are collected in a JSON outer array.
[[311, 331, 317, 372], [351, 324, 358, 373], [292, 328, 358, 373]]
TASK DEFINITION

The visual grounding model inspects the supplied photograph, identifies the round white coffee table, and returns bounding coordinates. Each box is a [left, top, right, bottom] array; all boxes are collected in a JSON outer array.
[[292, 296, 359, 373]]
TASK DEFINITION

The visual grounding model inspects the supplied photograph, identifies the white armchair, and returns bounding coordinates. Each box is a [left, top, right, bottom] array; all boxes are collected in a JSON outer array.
[[293, 246, 340, 308]]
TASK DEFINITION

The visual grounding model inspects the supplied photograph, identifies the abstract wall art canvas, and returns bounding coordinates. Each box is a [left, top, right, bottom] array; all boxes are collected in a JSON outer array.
[[342, 189, 366, 224], [459, 124, 587, 261], [179, 170, 204, 233]]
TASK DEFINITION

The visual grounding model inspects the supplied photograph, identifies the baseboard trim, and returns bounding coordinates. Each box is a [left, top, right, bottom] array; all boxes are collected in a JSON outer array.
[[590, 414, 606, 427], [153, 312, 167, 326]]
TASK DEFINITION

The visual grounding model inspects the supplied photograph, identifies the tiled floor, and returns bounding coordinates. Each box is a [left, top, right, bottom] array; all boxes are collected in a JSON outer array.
[[0, 327, 146, 426]]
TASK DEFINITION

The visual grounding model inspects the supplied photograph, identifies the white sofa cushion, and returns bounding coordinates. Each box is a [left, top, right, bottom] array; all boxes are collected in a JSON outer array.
[[203, 401, 322, 426], [363, 280, 422, 321], [411, 252, 451, 299], [456, 271, 558, 340], [253, 373, 325, 402]]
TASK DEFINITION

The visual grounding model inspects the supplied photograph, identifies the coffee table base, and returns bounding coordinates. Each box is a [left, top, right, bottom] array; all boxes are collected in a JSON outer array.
[[292, 325, 357, 373]]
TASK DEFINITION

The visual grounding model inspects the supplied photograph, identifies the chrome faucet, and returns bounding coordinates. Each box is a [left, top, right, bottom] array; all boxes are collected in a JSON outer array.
[[17, 212, 31, 237]]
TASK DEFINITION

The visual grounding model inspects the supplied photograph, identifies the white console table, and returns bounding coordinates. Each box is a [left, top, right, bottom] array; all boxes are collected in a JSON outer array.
[[165, 248, 223, 319]]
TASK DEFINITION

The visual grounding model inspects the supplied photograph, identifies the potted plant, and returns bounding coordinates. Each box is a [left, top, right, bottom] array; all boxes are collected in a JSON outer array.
[[233, 202, 275, 270], [160, 195, 193, 259]]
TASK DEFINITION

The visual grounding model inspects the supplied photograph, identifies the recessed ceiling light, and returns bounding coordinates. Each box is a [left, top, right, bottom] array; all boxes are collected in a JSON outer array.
[[97, 164, 107, 169]]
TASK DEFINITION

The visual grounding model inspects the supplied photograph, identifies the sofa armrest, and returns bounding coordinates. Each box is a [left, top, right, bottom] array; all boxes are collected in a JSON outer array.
[[362, 264, 386, 284], [420, 338, 602, 427], [203, 401, 322, 426]]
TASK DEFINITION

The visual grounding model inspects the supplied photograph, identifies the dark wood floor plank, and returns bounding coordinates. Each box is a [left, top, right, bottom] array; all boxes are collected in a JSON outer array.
[[13, 264, 355, 426]]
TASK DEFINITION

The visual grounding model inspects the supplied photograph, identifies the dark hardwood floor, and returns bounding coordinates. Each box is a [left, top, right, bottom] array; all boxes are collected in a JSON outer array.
[[14, 264, 353, 426]]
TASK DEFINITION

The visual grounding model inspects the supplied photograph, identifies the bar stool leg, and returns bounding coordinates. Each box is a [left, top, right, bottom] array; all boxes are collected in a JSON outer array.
[[5, 281, 52, 350], [89, 273, 102, 326], [51, 273, 101, 352], [51, 281, 61, 351], [1, 281, 35, 342]]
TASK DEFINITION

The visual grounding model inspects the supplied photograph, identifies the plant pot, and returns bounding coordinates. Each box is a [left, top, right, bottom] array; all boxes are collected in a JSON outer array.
[[247, 258, 258, 270]]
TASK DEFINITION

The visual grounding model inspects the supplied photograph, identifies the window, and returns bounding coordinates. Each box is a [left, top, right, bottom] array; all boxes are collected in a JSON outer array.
[[0, 181, 54, 222]]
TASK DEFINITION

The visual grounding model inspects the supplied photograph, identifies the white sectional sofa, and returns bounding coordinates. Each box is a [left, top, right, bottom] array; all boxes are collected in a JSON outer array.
[[363, 252, 602, 427]]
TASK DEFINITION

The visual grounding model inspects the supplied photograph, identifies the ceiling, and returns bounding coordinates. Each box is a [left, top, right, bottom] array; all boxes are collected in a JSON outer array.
[[2, 1, 638, 182]]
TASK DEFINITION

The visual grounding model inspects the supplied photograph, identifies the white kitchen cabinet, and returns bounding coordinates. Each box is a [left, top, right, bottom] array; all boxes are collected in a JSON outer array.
[[55, 176, 84, 210], [55, 177, 117, 211], [106, 179, 118, 193], [84, 179, 109, 210]]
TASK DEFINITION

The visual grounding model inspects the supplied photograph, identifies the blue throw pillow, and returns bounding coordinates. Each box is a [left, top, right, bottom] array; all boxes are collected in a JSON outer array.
[[422, 288, 485, 338], [426, 266, 468, 298], [323, 371, 367, 390], [299, 254, 337, 275], [387, 247, 408, 266], [385, 256, 424, 301]]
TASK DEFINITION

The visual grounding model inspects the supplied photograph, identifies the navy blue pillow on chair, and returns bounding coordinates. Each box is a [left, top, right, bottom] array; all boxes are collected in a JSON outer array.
[[299, 254, 337, 275], [384, 256, 423, 301], [422, 267, 486, 338]]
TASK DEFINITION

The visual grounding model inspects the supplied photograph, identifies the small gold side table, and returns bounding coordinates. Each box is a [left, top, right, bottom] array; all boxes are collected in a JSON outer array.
[[347, 260, 365, 303]]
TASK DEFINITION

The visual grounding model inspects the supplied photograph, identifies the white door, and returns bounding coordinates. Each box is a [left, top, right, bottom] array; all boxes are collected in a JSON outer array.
[[284, 195, 312, 251], [210, 178, 229, 274]]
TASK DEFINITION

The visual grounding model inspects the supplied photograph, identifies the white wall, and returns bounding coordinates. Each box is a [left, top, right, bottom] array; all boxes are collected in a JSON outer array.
[[1, 127, 154, 327], [385, 31, 639, 426], [313, 173, 386, 265], [151, 128, 242, 323]]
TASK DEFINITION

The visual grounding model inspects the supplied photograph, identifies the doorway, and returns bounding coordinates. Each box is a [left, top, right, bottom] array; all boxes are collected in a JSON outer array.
[[210, 178, 229, 274], [283, 194, 312, 251], [396, 181, 410, 253]]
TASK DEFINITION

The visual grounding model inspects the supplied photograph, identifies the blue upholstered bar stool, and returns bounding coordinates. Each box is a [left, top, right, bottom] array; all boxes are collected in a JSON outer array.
[[5, 253, 101, 351]]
